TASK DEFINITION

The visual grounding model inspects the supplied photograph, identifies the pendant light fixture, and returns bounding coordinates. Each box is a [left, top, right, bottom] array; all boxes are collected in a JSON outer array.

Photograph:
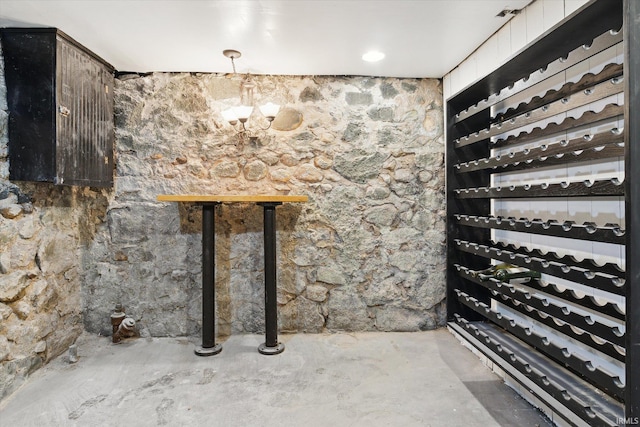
[[221, 49, 280, 135]]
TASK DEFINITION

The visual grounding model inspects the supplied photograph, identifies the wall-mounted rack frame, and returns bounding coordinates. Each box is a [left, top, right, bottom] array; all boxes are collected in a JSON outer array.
[[445, 0, 638, 425]]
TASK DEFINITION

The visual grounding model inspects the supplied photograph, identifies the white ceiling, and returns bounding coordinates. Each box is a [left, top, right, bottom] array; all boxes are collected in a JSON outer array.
[[0, 0, 532, 78]]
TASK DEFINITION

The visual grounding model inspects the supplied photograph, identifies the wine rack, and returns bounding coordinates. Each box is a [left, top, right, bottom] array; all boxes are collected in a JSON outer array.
[[445, 0, 639, 425]]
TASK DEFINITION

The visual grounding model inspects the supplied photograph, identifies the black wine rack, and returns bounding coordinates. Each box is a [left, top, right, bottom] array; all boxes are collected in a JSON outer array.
[[445, 0, 639, 424]]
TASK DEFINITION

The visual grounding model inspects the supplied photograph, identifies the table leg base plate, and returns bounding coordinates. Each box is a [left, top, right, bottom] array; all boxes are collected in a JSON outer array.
[[195, 344, 223, 356], [258, 342, 285, 355]]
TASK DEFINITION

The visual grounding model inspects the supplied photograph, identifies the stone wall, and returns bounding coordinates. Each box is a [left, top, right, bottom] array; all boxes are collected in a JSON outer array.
[[0, 43, 110, 399], [81, 72, 447, 337], [0, 48, 446, 399]]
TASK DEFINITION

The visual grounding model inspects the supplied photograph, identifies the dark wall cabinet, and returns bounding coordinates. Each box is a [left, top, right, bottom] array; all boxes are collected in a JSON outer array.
[[1, 28, 115, 187]]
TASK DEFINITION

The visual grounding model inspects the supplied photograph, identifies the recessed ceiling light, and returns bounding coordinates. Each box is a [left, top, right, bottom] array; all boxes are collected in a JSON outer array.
[[362, 50, 385, 62]]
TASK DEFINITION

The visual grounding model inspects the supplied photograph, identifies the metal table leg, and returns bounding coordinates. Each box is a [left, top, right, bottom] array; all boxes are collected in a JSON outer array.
[[195, 202, 222, 356], [257, 202, 285, 355]]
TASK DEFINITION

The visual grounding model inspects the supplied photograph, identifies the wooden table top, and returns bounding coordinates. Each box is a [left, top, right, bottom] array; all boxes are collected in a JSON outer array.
[[157, 194, 309, 203]]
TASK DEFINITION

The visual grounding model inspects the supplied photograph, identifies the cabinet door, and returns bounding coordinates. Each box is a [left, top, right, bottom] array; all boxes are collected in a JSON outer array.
[[2, 30, 57, 183], [56, 35, 114, 187]]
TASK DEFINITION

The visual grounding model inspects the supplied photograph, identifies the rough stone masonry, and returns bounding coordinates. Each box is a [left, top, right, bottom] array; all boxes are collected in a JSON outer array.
[[0, 42, 109, 399], [1, 57, 446, 398], [83, 72, 447, 337]]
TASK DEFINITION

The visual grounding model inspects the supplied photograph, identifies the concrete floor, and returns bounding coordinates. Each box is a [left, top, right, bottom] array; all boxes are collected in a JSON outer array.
[[0, 329, 552, 427]]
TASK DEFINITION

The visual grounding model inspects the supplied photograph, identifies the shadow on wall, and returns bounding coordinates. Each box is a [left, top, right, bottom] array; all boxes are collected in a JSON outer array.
[[175, 202, 305, 337], [23, 182, 112, 244], [176, 202, 303, 234]]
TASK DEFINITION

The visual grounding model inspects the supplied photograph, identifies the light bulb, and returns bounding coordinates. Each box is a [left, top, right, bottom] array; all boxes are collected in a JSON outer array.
[[234, 106, 254, 122], [221, 108, 238, 125], [259, 102, 280, 121]]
